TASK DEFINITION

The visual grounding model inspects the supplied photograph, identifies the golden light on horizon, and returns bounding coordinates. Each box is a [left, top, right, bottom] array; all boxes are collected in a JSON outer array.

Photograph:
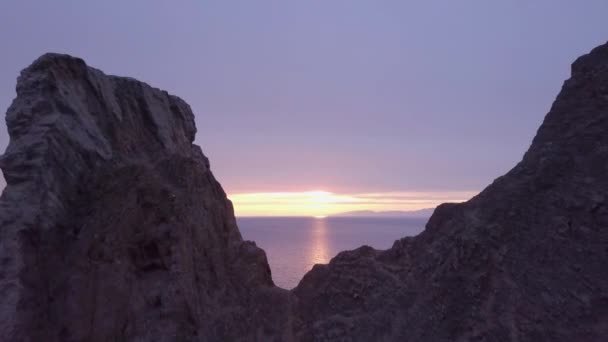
[[228, 190, 477, 217]]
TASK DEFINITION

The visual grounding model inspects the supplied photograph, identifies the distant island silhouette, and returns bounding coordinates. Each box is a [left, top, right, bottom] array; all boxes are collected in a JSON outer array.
[[331, 208, 435, 218]]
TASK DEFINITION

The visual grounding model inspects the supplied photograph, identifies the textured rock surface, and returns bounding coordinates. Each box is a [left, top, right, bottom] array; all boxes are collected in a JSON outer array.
[[292, 42, 608, 341], [2, 41, 608, 342], [0, 54, 291, 341]]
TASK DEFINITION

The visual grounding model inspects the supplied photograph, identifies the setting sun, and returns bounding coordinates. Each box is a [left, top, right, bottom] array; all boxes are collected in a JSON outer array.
[[228, 190, 476, 217]]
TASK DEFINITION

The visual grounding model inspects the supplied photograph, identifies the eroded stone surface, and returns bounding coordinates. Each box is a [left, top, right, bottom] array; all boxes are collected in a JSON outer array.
[[291, 42, 608, 341], [0, 54, 291, 341], [2, 42, 608, 341]]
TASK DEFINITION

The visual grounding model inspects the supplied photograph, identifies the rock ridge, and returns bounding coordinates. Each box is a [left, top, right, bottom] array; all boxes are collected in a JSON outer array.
[[0, 53, 291, 341], [291, 41, 608, 341], [1, 42, 608, 341]]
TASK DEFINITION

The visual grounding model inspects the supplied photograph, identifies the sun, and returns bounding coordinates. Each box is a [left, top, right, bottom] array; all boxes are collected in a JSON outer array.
[[307, 190, 332, 202], [304, 190, 334, 216], [232, 189, 420, 217], [228, 190, 475, 217]]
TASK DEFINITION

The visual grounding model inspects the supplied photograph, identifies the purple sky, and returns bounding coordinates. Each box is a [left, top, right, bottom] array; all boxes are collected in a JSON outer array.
[[1, 1, 607, 195]]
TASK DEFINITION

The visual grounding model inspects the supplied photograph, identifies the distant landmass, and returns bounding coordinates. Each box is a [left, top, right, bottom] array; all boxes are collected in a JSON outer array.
[[331, 208, 435, 218]]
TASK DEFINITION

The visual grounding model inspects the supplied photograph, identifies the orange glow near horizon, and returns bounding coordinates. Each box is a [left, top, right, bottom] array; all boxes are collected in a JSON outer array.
[[228, 190, 477, 217]]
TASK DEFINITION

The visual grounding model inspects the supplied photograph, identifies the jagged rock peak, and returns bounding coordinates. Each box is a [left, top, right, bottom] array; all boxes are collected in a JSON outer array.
[[2, 40, 608, 341], [291, 41, 608, 341], [571, 40, 608, 75], [0, 53, 287, 341], [6, 52, 196, 162]]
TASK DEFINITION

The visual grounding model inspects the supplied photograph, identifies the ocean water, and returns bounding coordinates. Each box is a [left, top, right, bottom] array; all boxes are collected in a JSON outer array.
[[237, 217, 427, 289]]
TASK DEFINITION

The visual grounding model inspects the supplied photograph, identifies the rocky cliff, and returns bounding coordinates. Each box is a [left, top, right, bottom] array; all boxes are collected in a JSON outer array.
[[1, 42, 608, 342], [292, 42, 608, 341], [0, 54, 292, 341]]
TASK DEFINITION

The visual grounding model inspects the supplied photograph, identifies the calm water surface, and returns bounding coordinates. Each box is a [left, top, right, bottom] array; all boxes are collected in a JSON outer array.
[[237, 217, 427, 289]]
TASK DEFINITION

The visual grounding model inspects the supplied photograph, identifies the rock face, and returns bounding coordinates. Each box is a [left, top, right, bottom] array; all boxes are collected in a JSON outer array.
[[292, 42, 608, 341], [0, 54, 291, 341], [1, 42, 608, 342]]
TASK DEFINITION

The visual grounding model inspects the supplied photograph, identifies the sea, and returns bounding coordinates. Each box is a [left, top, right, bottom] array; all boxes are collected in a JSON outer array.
[[237, 216, 427, 289]]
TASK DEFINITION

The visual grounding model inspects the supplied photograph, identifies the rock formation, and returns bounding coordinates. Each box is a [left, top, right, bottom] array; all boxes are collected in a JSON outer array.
[[292, 42, 608, 341], [0, 54, 292, 341], [1, 41, 608, 342]]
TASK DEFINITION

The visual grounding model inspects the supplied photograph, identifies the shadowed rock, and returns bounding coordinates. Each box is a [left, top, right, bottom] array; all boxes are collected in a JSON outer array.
[[0, 54, 292, 341], [2, 41, 608, 342], [292, 42, 608, 341]]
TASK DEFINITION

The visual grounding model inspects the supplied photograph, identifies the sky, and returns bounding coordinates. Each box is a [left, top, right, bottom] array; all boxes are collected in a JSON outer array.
[[1, 1, 607, 216]]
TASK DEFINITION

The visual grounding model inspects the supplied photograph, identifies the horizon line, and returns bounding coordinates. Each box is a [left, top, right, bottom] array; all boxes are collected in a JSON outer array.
[[228, 190, 477, 217]]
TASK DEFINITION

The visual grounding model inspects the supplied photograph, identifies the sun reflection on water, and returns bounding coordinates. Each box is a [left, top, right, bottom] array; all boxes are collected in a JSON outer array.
[[308, 217, 330, 266]]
